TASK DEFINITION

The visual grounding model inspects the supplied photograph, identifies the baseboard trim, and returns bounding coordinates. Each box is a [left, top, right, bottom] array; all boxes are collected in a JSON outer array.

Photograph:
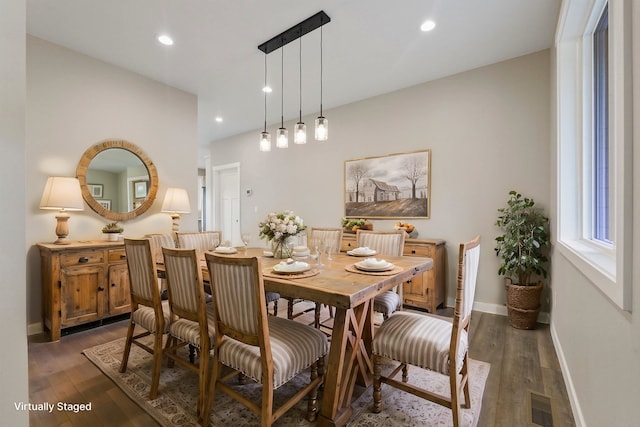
[[28, 321, 43, 336], [447, 298, 550, 324], [550, 321, 586, 427]]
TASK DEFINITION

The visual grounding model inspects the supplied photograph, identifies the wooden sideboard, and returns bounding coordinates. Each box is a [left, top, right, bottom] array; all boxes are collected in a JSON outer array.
[[37, 241, 131, 341], [340, 234, 447, 313]]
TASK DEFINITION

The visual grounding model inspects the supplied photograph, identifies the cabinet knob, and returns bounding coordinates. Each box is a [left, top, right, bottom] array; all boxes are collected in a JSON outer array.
[[411, 250, 416, 254], [98, 286, 105, 292], [120, 255, 126, 259], [111, 283, 116, 287], [78, 257, 89, 263]]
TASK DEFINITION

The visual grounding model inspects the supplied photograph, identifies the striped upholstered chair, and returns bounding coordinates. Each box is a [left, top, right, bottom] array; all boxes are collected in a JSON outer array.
[[356, 229, 406, 319], [201, 254, 329, 426], [175, 230, 222, 252], [176, 230, 280, 315], [120, 238, 171, 400], [285, 227, 343, 328], [372, 236, 480, 427], [162, 247, 216, 418]]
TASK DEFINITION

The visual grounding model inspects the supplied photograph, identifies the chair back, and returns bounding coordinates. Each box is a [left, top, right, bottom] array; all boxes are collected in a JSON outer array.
[[176, 231, 222, 252], [356, 230, 405, 256], [205, 254, 267, 347], [309, 227, 343, 252], [124, 238, 161, 305], [454, 236, 481, 326], [162, 247, 207, 323], [145, 233, 176, 263]]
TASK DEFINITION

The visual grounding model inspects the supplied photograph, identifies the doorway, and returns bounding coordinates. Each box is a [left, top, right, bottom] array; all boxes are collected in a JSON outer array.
[[211, 163, 240, 246]]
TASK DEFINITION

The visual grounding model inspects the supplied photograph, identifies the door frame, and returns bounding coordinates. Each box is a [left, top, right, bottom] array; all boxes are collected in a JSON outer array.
[[210, 162, 240, 241]]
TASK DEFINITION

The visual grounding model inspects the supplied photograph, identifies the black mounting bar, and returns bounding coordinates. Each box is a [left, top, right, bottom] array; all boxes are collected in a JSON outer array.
[[257, 10, 330, 54]]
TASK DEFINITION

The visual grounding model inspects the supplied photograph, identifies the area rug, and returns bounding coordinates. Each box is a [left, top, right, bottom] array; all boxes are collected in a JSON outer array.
[[83, 335, 489, 427]]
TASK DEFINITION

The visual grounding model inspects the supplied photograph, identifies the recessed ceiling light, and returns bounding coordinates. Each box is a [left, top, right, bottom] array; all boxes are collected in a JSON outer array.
[[157, 34, 174, 46], [420, 20, 436, 32], [262, 86, 272, 93], [215, 117, 223, 123]]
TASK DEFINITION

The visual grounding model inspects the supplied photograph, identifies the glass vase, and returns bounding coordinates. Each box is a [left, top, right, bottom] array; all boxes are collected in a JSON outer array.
[[271, 238, 293, 259]]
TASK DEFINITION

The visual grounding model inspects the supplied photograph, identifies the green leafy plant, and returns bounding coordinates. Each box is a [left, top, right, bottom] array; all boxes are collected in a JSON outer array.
[[494, 191, 550, 286], [341, 218, 366, 228], [102, 222, 124, 233]]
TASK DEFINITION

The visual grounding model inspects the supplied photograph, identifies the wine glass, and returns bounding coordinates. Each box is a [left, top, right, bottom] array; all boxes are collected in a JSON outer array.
[[210, 237, 220, 251], [325, 239, 334, 261], [241, 232, 251, 253]]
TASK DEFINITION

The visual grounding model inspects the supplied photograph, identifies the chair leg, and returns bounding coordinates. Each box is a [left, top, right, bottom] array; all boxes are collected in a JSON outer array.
[[306, 361, 320, 422], [272, 299, 278, 316], [165, 335, 176, 368], [450, 369, 461, 427], [372, 355, 383, 413], [261, 377, 275, 427], [201, 356, 221, 427], [287, 298, 294, 319], [462, 355, 471, 408], [119, 320, 135, 373], [314, 303, 321, 329], [402, 363, 409, 383], [149, 332, 164, 399]]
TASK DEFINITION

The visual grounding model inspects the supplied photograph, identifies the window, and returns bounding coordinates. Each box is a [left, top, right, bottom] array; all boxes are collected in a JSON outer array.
[[592, 5, 610, 243], [556, 0, 632, 310]]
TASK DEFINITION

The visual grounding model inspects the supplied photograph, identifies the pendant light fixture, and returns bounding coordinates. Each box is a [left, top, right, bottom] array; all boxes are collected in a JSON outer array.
[[294, 37, 306, 144], [259, 53, 272, 152], [257, 11, 330, 151], [314, 25, 328, 141], [276, 40, 289, 148]]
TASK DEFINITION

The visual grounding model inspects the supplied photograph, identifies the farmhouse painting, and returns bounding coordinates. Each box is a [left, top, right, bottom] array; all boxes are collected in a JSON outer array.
[[344, 150, 430, 218]]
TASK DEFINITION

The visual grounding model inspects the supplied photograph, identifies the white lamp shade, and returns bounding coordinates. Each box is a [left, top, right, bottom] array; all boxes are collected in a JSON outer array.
[[39, 177, 85, 211], [161, 188, 191, 213]]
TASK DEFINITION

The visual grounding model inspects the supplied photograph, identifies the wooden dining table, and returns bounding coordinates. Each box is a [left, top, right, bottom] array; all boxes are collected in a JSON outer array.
[[161, 247, 433, 427]]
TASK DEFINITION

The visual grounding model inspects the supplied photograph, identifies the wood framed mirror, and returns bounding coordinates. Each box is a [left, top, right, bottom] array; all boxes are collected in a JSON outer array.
[[76, 140, 158, 221]]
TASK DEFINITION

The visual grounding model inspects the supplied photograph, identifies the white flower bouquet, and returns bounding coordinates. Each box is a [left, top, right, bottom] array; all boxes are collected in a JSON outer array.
[[258, 210, 306, 258]]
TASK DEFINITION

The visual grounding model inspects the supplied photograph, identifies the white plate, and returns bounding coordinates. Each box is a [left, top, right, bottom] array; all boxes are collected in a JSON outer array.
[[354, 261, 394, 271], [214, 247, 237, 254], [347, 249, 377, 257], [263, 250, 274, 257], [273, 262, 311, 274]]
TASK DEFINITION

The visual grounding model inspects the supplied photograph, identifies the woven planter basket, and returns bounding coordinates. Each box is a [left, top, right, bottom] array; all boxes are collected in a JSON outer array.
[[505, 280, 543, 329]]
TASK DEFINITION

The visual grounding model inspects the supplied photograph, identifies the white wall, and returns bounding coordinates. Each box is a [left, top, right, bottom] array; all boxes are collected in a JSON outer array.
[[209, 50, 551, 313], [0, 0, 29, 425], [26, 36, 199, 330], [549, 3, 640, 425]]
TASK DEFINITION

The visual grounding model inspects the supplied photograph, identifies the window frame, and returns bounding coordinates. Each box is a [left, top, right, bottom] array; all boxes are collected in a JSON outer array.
[[555, 0, 633, 311]]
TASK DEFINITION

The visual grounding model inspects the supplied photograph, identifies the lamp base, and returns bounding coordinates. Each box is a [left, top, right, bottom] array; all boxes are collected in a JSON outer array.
[[170, 213, 181, 232], [53, 212, 71, 245]]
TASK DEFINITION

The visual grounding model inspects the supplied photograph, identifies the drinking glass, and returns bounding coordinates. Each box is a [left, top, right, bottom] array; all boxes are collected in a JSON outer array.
[[210, 237, 220, 250], [325, 240, 334, 261], [241, 232, 251, 253]]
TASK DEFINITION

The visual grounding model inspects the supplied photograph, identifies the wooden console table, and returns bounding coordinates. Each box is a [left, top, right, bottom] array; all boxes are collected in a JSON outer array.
[[340, 234, 446, 313], [37, 240, 131, 341]]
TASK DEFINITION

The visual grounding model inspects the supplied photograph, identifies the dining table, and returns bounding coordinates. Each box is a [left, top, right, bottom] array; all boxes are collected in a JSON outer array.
[[160, 247, 433, 427]]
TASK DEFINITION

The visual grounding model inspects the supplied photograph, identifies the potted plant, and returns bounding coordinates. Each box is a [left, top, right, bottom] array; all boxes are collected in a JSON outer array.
[[494, 191, 550, 329], [102, 222, 124, 241]]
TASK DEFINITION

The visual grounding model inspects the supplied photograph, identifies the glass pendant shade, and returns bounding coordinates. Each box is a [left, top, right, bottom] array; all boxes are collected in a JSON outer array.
[[259, 131, 272, 152], [315, 116, 328, 141], [294, 122, 307, 144], [276, 127, 289, 148]]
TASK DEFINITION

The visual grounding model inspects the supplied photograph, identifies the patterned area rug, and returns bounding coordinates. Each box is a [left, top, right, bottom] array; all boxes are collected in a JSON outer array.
[[83, 334, 489, 427]]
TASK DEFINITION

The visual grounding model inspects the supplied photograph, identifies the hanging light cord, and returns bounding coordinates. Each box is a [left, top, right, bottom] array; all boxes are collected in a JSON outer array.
[[281, 41, 284, 128], [299, 37, 303, 122], [264, 53, 268, 132], [320, 25, 323, 117]]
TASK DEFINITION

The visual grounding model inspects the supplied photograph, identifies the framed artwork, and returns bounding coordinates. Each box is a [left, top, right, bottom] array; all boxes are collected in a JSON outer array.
[[134, 180, 148, 199], [344, 149, 431, 218], [89, 184, 103, 198], [97, 199, 111, 210]]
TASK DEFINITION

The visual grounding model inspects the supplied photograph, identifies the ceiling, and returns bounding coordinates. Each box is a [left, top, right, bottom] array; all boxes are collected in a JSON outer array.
[[27, 0, 560, 153]]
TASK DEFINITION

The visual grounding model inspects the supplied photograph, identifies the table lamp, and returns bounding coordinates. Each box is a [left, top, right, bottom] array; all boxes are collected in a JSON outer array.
[[161, 187, 190, 232], [40, 176, 85, 244]]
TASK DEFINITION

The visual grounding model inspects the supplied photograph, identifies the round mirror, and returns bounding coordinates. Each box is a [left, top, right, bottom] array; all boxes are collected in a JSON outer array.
[[77, 140, 158, 221]]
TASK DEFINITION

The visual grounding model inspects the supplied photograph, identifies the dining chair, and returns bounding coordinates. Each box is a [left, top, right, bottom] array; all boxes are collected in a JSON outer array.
[[356, 229, 406, 319], [145, 233, 177, 298], [285, 227, 343, 328], [120, 238, 171, 400], [175, 230, 222, 252], [176, 230, 280, 315], [371, 235, 481, 427], [162, 247, 216, 418], [202, 253, 329, 426]]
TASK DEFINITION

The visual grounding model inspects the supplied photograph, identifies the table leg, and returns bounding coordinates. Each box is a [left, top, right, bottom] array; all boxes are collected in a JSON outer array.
[[318, 300, 374, 427]]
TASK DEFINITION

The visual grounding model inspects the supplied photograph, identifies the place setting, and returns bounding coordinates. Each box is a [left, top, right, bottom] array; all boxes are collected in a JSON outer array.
[[346, 246, 377, 257], [345, 256, 402, 275], [263, 258, 320, 279]]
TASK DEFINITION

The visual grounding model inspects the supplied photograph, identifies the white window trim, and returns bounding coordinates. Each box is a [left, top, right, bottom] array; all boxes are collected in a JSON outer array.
[[555, 0, 633, 311]]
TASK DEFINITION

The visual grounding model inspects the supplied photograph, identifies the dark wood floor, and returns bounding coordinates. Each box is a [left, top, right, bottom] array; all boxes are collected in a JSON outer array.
[[28, 308, 575, 426]]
